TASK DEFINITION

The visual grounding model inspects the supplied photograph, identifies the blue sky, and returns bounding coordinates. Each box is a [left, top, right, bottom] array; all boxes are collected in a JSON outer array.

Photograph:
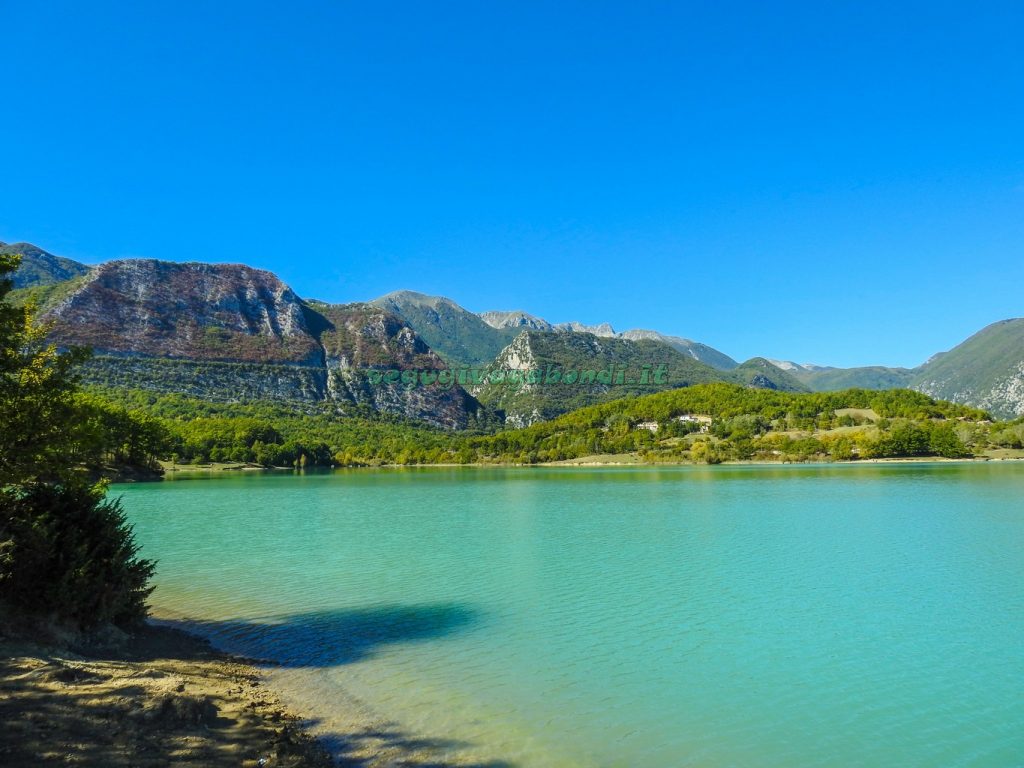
[[2, 1, 1022, 368]]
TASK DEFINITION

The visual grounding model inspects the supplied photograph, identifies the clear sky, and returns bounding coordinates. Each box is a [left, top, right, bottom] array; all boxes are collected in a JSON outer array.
[[2, 1, 1022, 368]]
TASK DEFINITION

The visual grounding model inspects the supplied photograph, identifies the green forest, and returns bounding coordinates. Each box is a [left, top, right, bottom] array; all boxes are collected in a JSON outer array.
[[0, 254, 157, 630], [81, 380, 1022, 469]]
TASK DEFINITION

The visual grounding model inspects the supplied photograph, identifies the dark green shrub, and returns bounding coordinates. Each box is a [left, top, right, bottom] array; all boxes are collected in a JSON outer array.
[[0, 482, 155, 629]]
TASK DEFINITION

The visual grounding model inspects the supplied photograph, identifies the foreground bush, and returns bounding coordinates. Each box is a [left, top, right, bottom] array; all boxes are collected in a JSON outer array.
[[0, 482, 155, 629]]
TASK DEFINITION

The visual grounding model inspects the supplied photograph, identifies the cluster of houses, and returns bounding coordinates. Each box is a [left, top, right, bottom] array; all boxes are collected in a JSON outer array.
[[635, 414, 712, 434]]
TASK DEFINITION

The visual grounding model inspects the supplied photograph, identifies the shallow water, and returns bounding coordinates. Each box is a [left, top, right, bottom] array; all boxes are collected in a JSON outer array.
[[117, 463, 1024, 766]]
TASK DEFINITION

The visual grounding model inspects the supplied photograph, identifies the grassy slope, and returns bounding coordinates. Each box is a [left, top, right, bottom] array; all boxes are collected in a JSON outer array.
[[7, 275, 93, 310], [796, 365, 916, 392], [911, 318, 1024, 418]]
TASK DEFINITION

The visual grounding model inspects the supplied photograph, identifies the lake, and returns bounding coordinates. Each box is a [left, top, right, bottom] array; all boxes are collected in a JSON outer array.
[[117, 463, 1024, 767]]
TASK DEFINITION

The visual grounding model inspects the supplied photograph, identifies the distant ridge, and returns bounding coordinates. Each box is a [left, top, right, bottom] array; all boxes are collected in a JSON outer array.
[[622, 329, 738, 371], [1, 241, 91, 289], [730, 358, 810, 392], [480, 310, 554, 331], [552, 320, 617, 337], [6, 239, 1024, 421]]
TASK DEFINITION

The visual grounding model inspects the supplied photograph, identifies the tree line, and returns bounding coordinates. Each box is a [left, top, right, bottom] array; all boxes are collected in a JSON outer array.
[[81, 380, 1007, 468], [1, 254, 156, 631]]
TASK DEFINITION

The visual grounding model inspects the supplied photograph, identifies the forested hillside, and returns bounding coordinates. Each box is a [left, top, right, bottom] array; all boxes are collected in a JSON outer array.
[[80, 382, 1017, 469]]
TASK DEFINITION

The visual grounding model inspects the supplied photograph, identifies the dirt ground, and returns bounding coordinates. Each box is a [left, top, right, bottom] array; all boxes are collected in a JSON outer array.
[[0, 624, 331, 767]]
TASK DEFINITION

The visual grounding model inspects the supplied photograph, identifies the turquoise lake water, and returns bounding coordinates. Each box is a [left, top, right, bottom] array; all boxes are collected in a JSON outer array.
[[117, 464, 1024, 767]]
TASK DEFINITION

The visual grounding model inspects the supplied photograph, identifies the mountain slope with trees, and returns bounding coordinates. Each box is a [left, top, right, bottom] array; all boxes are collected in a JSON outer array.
[[1, 241, 91, 289], [19, 260, 486, 428], [471, 331, 799, 426], [370, 290, 519, 366], [911, 319, 1024, 419]]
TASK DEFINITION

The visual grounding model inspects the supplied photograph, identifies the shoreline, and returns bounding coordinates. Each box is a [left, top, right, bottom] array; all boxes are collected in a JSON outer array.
[[2, 618, 513, 767], [0, 622, 331, 767], [148, 612, 512, 767], [157, 452, 1024, 475]]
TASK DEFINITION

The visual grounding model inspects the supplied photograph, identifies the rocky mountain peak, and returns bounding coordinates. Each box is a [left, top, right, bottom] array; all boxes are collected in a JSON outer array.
[[553, 320, 617, 337], [479, 310, 554, 331]]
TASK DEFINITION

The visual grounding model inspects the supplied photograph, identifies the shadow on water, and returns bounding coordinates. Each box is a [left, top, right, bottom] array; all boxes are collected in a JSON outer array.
[[153, 602, 481, 668], [2, 606, 514, 768], [308, 722, 518, 768], [150, 604, 515, 766]]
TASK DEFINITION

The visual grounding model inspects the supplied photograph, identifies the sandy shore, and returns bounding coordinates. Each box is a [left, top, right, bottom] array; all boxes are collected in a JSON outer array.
[[1, 620, 515, 767], [0, 624, 331, 767]]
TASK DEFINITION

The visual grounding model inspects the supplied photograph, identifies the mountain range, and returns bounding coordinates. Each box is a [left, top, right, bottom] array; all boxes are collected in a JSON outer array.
[[4, 241, 1023, 421]]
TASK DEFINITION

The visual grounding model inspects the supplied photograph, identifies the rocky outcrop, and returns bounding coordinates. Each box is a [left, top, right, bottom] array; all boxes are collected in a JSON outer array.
[[473, 330, 729, 426], [313, 302, 483, 429], [40, 260, 322, 365], [479, 310, 554, 331], [34, 262, 483, 428], [973, 360, 1024, 418], [912, 318, 1024, 419], [728, 358, 810, 393], [552, 320, 617, 337]]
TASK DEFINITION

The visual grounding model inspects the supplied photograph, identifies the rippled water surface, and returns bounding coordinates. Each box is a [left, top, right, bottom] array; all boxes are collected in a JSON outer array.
[[117, 464, 1024, 767]]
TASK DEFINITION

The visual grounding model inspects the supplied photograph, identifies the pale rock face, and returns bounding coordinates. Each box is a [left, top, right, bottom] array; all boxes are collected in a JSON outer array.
[[37, 264, 484, 429], [618, 329, 738, 371], [309, 302, 481, 429], [479, 310, 554, 331], [764, 359, 829, 373], [766, 359, 803, 372], [505, 409, 543, 429], [495, 333, 538, 373], [469, 332, 544, 423], [984, 362, 1024, 417], [916, 361, 1024, 418], [554, 321, 617, 337]]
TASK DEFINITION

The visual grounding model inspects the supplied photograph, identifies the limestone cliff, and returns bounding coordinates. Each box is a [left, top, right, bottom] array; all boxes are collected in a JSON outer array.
[[33, 261, 482, 428], [40, 260, 322, 365]]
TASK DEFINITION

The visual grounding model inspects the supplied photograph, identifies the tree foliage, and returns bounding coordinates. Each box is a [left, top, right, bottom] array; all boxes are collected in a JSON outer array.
[[0, 253, 156, 629], [0, 483, 154, 627]]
